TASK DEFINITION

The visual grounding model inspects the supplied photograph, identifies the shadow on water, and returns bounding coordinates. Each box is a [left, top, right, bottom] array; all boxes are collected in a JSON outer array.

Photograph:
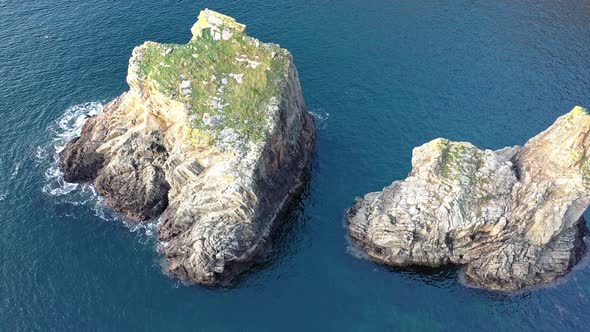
[[339, 204, 590, 303], [216, 160, 315, 289], [384, 231, 590, 302], [349, 235, 590, 301], [366, 256, 537, 302]]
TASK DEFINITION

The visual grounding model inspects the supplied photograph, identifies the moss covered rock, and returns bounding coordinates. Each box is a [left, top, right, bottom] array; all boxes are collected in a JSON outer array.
[[131, 9, 290, 146]]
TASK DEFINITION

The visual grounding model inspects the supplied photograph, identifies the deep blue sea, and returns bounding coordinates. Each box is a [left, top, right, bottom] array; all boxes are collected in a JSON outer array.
[[2, 0, 590, 330]]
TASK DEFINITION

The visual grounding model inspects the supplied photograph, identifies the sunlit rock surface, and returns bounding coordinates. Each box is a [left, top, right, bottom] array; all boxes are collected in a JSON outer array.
[[59, 9, 315, 285], [348, 107, 590, 291]]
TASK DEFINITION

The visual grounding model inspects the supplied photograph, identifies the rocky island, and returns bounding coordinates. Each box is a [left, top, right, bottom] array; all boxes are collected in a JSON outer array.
[[348, 107, 590, 291], [59, 9, 315, 285]]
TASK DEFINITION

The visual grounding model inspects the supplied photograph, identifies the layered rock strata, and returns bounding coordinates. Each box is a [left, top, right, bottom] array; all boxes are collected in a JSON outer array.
[[348, 107, 590, 291], [60, 9, 315, 285]]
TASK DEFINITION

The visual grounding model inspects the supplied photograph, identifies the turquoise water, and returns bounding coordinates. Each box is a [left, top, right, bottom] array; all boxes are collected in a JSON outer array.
[[2, 0, 590, 330]]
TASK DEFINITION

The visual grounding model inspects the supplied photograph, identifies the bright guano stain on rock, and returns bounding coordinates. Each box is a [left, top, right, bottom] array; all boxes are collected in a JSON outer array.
[[59, 9, 315, 286], [347, 107, 590, 291]]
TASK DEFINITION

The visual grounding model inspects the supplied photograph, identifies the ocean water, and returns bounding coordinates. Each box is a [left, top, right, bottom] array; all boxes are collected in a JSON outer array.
[[2, 0, 590, 330]]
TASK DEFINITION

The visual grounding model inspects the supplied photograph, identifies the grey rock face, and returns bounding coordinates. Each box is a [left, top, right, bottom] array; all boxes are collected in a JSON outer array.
[[348, 107, 590, 291], [157, 62, 315, 285], [58, 10, 315, 285], [94, 131, 170, 221]]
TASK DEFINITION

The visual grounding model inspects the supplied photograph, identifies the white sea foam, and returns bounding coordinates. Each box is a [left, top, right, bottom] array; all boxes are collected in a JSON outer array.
[[41, 101, 160, 237], [309, 109, 329, 130], [34, 146, 47, 165], [42, 102, 103, 197], [0, 191, 7, 201], [10, 162, 20, 179], [41, 102, 162, 236]]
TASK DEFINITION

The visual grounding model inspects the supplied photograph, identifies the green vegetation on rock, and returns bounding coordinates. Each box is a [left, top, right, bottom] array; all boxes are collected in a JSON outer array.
[[436, 140, 481, 182], [137, 26, 289, 145]]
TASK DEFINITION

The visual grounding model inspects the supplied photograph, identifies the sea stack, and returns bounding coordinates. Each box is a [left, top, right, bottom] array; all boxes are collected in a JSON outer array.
[[347, 107, 590, 291], [59, 9, 315, 285]]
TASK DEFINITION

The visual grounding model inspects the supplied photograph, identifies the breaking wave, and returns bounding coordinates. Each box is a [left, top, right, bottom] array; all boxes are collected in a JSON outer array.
[[41, 102, 158, 235], [42, 101, 103, 196], [310, 108, 329, 130]]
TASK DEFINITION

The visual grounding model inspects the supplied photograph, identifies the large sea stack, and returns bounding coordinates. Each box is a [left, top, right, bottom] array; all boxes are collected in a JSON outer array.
[[59, 9, 315, 285], [347, 107, 590, 291]]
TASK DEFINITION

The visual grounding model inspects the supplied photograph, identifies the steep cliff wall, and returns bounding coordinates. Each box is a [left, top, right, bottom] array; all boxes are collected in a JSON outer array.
[[59, 9, 315, 285]]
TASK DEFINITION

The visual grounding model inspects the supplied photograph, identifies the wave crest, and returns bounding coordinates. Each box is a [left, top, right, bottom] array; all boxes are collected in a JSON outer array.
[[41, 101, 159, 236], [310, 108, 329, 130], [42, 102, 103, 196]]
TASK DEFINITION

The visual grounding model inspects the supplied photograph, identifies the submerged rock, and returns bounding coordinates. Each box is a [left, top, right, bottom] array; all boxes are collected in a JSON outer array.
[[59, 9, 315, 285], [347, 107, 590, 291]]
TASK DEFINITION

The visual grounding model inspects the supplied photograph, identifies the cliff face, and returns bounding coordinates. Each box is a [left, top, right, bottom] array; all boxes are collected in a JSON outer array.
[[59, 9, 315, 285], [347, 107, 590, 291]]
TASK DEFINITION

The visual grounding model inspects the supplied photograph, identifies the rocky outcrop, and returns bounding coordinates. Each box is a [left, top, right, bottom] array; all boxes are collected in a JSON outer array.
[[59, 9, 315, 285], [347, 107, 590, 291]]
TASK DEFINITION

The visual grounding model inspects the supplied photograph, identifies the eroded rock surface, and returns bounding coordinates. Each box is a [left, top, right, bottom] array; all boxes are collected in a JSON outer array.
[[59, 9, 315, 285], [347, 107, 590, 291]]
